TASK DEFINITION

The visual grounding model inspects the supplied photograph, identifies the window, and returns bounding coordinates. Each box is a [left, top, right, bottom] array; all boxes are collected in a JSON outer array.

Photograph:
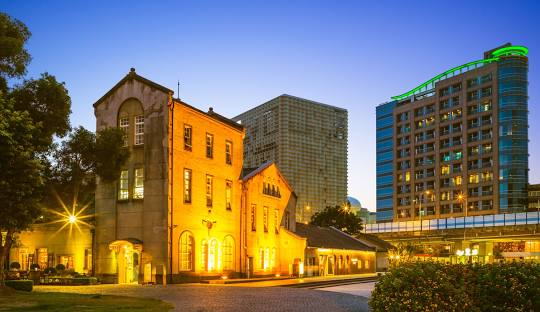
[[441, 165, 450, 175], [179, 232, 194, 271], [225, 180, 232, 210], [206, 133, 213, 158], [284, 211, 290, 230], [184, 124, 192, 151], [184, 169, 192, 203], [118, 170, 129, 200], [84, 248, 92, 271], [58, 255, 74, 270], [270, 247, 276, 269], [222, 236, 234, 271], [206, 175, 213, 207], [119, 117, 129, 147], [225, 141, 232, 165], [37, 248, 48, 269], [251, 205, 256, 231], [274, 209, 279, 234], [263, 206, 268, 232], [134, 115, 144, 145], [405, 171, 411, 182], [133, 168, 144, 199]]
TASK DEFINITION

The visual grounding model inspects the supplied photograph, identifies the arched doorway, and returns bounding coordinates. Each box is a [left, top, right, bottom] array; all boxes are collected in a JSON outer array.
[[201, 238, 219, 272], [109, 238, 143, 284]]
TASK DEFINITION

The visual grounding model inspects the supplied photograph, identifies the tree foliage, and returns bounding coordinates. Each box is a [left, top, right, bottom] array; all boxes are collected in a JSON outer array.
[[95, 127, 130, 182], [10, 73, 72, 150], [0, 13, 31, 91], [310, 205, 363, 235]]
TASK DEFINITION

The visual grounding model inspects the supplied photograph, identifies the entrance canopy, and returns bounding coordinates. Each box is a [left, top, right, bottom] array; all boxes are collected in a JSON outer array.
[[109, 238, 143, 252]]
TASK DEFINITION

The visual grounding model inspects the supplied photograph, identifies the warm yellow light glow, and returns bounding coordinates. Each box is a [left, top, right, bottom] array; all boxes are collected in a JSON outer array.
[[317, 248, 331, 253], [275, 273, 280, 277], [456, 249, 464, 256], [68, 215, 77, 224]]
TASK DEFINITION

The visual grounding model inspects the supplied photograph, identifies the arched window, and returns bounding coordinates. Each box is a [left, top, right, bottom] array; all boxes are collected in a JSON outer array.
[[222, 236, 234, 271], [208, 239, 218, 271], [179, 231, 194, 271], [117, 98, 144, 147]]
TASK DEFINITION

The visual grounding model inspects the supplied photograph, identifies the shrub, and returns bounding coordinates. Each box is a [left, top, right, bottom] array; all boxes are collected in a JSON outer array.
[[29, 264, 40, 271], [5, 280, 33, 292], [71, 277, 98, 285], [55, 263, 66, 271], [44, 267, 57, 275], [9, 262, 21, 270], [369, 262, 540, 312]]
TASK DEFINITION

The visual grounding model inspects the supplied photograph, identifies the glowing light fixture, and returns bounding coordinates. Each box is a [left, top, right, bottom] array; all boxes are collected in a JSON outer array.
[[68, 215, 77, 224]]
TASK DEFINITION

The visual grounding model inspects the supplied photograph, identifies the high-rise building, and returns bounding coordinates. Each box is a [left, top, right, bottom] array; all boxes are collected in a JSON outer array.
[[234, 94, 348, 223], [376, 44, 529, 222]]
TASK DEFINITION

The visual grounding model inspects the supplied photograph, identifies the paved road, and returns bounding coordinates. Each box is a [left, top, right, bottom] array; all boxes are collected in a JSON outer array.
[[318, 282, 376, 298], [35, 284, 370, 312]]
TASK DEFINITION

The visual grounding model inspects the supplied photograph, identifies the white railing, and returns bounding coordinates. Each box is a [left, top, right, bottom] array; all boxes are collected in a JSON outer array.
[[365, 212, 540, 234]]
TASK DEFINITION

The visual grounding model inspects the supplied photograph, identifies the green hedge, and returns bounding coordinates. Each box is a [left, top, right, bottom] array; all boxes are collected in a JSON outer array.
[[5, 279, 33, 292], [370, 262, 540, 312], [70, 277, 98, 285]]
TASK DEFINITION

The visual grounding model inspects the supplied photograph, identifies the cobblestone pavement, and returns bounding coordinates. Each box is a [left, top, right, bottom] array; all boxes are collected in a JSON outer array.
[[35, 284, 370, 312]]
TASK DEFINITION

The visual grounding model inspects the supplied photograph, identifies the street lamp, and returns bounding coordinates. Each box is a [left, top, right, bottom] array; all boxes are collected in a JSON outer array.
[[457, 193, 468, 217]]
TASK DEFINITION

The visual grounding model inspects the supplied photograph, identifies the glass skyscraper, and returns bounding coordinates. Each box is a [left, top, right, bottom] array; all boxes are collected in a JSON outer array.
[[375, 44, 529, 223]]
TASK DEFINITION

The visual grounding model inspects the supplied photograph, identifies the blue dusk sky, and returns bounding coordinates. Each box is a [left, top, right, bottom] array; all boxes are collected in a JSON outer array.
[[2, 0, 540, 211]]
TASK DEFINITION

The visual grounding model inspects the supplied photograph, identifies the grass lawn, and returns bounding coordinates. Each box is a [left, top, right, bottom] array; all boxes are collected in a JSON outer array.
[[0, 290, 173, 311]]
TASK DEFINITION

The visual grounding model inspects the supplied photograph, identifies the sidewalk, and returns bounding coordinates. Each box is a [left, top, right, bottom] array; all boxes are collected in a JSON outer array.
[[211, 273, 378, 287]]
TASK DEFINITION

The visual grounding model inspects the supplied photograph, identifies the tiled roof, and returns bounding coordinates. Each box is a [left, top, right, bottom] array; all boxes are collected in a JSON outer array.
[[355, 233, 394, 251], [295, 223, 375, 251]]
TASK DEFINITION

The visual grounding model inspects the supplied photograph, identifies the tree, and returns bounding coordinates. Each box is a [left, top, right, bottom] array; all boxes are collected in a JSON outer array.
[[0, 96, 44, 285], [310, 205, 363, 235], [0, 13, 31, 92], [43, 126, 129, 220], [0, 13, 71, 286]]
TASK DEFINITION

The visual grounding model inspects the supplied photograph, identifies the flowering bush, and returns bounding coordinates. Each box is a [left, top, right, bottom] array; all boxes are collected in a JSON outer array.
[[369, 261, 540, 312]]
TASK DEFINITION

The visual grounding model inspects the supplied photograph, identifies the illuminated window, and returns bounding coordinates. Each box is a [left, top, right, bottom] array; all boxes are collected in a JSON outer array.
[[222, 236, 234, 271], [202, 240, 208, 271], [118, 170, 129, 200], [134, 115, 144, 145], [206, 175, 213, 207], [133, 168, 144, 199], [270, 247, 276, 269], [469, 174, 480, 184], [18, 248, 29, 271], [84, 248, 92, 271], [274, 209, 279, 234], [405, 171, 410, 182], [119, 117, 129, 147], [259, 248, 264, 269], [38, 248, 48, 269], [482, 171, 493, 182], [206, 133, 213, 158], [251, 205, 256, 231], [58, 255, 74, 270], [184, 169, 192, 203], [208, 239, 218, 271], [453, 176, 462, 186], [179, 232, 194, 271], [264, 247, 269, 270], [441, 165, 450, 175], [225, 141, 232, 165], [184, 124, 192, 151], [263, 206, 268, 232], [225, 180, 232, 210]]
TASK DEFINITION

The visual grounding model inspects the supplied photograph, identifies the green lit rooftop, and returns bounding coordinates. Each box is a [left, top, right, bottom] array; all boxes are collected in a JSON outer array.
[[391, 45, 528, 101]]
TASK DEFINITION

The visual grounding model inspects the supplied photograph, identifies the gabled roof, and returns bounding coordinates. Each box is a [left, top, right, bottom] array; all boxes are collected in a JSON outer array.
[[355, 233, 394, 251], [93, 68, 173, 108], [241, 160, 274, 181], [241, 161, 295, 195], [174, 100, 244, 132], [295, 223, 375, 252]]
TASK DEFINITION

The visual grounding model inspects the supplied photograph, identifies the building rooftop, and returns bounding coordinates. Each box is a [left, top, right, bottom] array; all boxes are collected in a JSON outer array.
[[295, 223, 374, 251]]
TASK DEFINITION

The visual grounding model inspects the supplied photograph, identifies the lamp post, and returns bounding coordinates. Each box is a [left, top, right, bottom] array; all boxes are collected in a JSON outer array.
[[457, 193, 468, 217]]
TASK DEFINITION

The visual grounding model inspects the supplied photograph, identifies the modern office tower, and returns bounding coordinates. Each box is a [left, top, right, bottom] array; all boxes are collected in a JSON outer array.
[[376, 44, 529, 222], [234, 94, 348, 223]]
